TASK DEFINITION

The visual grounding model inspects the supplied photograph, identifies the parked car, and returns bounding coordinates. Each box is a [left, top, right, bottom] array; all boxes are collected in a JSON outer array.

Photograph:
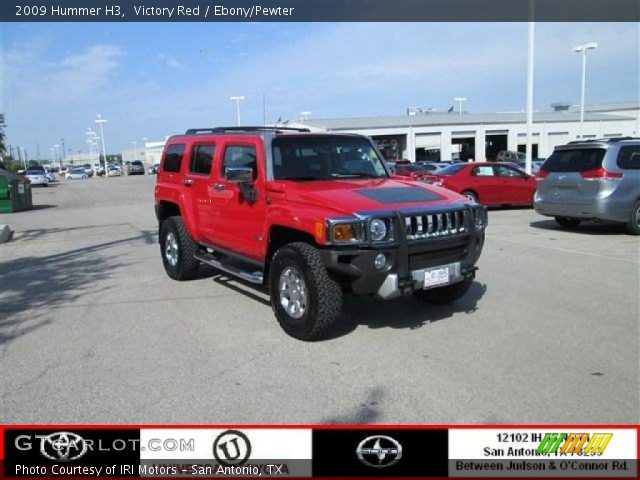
[[497, 150, 526, 163], [516, 160, 543, 174], [43, 167, 57, 182], [415, 161, 444, 173], [25, 167, 50, 187], [534, 138, 640, 234], [148, 163, 160, 174], [155, 126, 486, 340], [65, 168, 88, 180], [394, 162, 432, 180], [384, 161, 396, 174], [107, 165, 122, 177], [421, 162, 537, 206]]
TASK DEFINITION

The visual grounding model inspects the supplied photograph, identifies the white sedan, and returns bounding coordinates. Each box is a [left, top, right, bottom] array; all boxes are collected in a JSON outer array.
[[107, 166, 122, 177], [25, 169, 50, 186], [65, 168, 88, 180]]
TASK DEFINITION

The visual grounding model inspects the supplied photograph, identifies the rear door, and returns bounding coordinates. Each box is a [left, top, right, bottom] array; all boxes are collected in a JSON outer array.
[[209, 137, 268, 260], [469, 164, 501, 204], [538, 147, 606, 205]]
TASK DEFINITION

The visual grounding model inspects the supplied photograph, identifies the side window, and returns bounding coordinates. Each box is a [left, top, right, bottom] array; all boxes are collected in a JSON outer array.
[[190, 144, 215, 175], [616, 146, 640, 170], [496, 165, 523, 177], [472, 165, 495, 176], [163, 144, 185, 173], [222, 145, 257, 179]]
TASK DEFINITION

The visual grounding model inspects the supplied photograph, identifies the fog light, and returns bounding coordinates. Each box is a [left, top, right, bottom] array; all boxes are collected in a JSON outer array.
[[374, 253, 386, 269]]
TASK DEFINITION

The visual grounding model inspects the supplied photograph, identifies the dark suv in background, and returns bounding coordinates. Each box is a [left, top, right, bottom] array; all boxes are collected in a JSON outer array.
[[534, 138, 640, 234], [127, 160, 145, 175]]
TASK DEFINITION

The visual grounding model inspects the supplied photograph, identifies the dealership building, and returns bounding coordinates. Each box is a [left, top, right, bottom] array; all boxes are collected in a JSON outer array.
[[137, 101, 638, 164], [291, 101, 640, 163]]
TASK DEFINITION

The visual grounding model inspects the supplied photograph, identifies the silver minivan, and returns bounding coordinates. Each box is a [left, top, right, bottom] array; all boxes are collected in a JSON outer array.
[[534, 138, 640, 235]]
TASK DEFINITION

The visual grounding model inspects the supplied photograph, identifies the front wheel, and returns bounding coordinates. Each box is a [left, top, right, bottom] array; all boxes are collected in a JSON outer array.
[[159, 216, 200, 280], [626, 199, 640, 235], [555, 216, 581, 228], [269, 242, 342, 340], [413, 278, 473, 304]]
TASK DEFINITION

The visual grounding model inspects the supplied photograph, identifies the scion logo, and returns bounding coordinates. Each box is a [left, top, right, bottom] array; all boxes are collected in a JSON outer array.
[[40, 432, 88, 462], [213, 430, 251, 466], [356, 435, 402, 468]]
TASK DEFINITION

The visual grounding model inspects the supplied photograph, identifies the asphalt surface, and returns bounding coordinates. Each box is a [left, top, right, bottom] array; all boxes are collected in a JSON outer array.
[[1, 175, 638, 424]]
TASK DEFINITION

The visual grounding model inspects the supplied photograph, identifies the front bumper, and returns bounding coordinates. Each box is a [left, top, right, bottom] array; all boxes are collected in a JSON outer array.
[[319, 207, 485, 300]]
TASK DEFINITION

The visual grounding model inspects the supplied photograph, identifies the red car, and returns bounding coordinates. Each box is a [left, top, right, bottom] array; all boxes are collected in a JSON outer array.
[[421, 162, 537, 206]]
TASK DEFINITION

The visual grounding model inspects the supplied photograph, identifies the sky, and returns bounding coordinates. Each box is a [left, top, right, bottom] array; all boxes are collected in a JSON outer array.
[[1, 22, 638, 158]]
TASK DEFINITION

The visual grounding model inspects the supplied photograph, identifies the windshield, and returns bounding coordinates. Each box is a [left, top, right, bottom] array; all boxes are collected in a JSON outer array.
[[438, 164, 467, 175], [272, 136, 387, 180], [132, 161, 143, 166]]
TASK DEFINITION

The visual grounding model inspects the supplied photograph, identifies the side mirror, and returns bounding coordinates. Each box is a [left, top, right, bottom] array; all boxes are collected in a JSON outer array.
[[225, 167, 253, 183]]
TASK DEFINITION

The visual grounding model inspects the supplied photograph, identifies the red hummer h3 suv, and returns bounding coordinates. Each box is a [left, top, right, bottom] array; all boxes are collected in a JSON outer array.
[[155, 127, 486, 340]]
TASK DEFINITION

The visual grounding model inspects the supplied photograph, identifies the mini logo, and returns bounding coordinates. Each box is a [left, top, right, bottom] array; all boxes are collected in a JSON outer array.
[[213, 430, 251, 466], [356, 435, 402, 468], [40, 432, 88, 462]]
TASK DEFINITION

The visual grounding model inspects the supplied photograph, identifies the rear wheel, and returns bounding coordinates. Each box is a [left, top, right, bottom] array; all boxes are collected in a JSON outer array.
[[626, 199, 640, 235], [160, 216, 200, 280], [413, 278, 473, 304], [462, 190, 478, 202], [269, 242, 342, 341], [555, 216, 581, 229]]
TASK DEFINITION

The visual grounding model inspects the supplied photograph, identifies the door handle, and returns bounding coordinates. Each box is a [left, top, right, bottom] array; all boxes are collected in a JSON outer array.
[[183, 179, 193, 186], [212, 183, 226, 191]]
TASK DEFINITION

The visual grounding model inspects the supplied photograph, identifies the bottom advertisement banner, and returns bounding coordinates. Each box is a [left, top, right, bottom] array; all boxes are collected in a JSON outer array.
[[1, 426, 638, 478]]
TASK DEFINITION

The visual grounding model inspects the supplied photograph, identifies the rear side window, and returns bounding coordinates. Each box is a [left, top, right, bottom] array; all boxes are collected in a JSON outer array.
[[163, 144, 185, 173], [222, 145, 257, 178], [542, 148, 605, 172], [190, 144, 215, 175], [616, 146, 640, 170]]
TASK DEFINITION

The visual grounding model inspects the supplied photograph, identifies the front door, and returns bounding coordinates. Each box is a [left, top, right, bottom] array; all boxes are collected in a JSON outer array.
[[469, 164, 501, 204], [209, 138, 267, 261]]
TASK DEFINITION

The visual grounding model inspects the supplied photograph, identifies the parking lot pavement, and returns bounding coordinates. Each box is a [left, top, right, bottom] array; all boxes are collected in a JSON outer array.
[[1, 176, 638, 424]]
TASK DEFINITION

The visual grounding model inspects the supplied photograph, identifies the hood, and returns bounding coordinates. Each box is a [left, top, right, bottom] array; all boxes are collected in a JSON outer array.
[[267, 177, 467, 215]]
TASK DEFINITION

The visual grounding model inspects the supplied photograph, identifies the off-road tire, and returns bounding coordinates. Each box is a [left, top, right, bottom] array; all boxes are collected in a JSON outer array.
[[413, 277, 473, 304], [160, 216, 200, 280], [555, 216, 581, 229], [462, 190, 478, 202], [626, 199, 640, 235], [269, 242, 342, 341]]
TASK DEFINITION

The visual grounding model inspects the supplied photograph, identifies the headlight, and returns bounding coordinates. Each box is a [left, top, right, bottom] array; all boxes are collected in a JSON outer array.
[[331, 222, 365, 244], [473, 207, 487, 230], [369, 218, 387, 241]]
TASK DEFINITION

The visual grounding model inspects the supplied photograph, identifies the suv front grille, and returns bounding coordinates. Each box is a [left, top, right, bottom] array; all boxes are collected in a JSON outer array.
[[404, 210, 467, 240]]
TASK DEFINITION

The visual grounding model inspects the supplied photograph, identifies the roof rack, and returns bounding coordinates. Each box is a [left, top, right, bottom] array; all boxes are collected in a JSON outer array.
[[184, 126, 311, 135], [567, 136, 640, 144]]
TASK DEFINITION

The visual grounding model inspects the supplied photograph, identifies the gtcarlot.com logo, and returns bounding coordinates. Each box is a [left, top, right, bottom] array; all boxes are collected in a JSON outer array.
[[141, 437, 195, 452], [14, 432, 138, 461]]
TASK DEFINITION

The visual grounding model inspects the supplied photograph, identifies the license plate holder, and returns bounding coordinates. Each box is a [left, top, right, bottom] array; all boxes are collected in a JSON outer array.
[[423, 266, 451, 289]]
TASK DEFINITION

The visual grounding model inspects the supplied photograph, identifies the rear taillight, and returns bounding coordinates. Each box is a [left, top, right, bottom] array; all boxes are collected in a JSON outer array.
[[580, 167, 623, 180], [535, 169, 550, 179]]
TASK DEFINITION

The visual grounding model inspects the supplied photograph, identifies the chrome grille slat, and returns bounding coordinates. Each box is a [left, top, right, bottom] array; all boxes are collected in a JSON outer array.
[[404, 209, 466, 240]]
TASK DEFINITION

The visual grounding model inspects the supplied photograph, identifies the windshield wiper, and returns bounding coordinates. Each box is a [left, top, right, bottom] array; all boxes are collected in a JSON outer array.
[[331, 173, 384, 179], [276, 176, 324, 181]]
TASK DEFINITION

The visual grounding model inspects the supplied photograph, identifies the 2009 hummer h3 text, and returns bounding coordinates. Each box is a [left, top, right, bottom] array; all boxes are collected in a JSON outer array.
[[155, 127, 486, 340]]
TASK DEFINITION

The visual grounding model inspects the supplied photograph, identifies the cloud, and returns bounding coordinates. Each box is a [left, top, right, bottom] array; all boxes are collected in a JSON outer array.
[[158, 52, 184, 69]]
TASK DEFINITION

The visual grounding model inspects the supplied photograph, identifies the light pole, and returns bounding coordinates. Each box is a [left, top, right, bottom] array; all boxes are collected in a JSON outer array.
[[95, 114, 108, 177], [53, 144, 61, 168], [300, 111, 312, 122], [132, 141, 138, 161], [525, 22, 535, 175], [230, 96, 245, 126], [454, 97, 467, 116], [573, 42, 598, 139]]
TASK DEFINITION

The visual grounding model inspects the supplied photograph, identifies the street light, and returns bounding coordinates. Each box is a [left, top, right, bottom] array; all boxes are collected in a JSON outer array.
[[230, 96, 245, 126], [454, 97, 467, 116], [132, 141, 138, 161], [300, 111, 312, 121], [53, 144, 61, 168], [95, 114, 108, 177], [573, 42, 598, 139]]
